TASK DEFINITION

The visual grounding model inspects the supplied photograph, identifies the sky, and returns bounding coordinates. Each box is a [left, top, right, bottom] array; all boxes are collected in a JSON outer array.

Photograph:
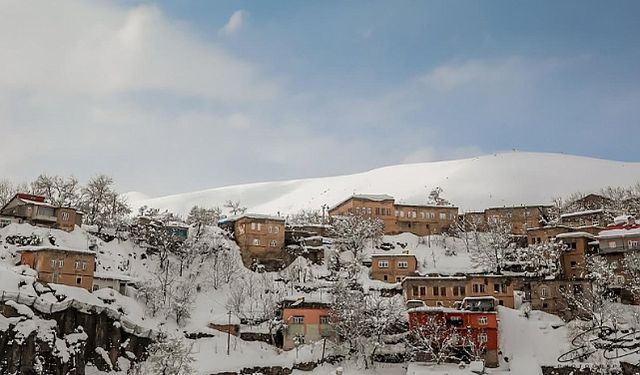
[[0, 0, 639, 197]]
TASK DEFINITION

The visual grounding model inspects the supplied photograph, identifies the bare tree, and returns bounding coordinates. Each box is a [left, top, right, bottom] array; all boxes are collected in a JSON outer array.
[[427, 186, 451, 206], [30, 174, 80, 207], [470, 218, 513, 274], [330, 214, 383, 263], [186, 205, 222, 236], [224, 200, 246, 216], [79, 174, 131, 232], [0, 179, 29, 206]]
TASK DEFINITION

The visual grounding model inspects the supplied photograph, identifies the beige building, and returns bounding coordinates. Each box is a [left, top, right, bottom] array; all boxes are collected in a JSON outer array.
[[370, 253, 417, 283], [0, 193, 83, 232], [484, 205, 552, 235], [402, 274, 515, 308], [329, 194, 458, 236], [18, 246, 96, 290], [219, 214, 286, 270], [529, 279, 592, 320]]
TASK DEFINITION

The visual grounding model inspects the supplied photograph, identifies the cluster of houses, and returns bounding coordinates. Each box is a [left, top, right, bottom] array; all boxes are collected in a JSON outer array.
[[6, 190, 640, 367]]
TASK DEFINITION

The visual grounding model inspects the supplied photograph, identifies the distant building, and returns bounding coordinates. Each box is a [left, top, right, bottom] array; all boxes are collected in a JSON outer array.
[[328, 194, 458, 236], [483, 205, 552, 235], [18, 246, 96, 290], [0, 193, 83, 232], [218, 214, 286, 270], [526, 225, 573, 245], [284, 224, 330, 264], [402, 274, 515, 309], [556, 232, 597, 280], [165, 222, 189, 242], [370, 253, 417, 283], [281, 297, 332, 350], [528, 278, 592, 320], [407, 296, 500, 367], [559, 208, 613, 229]]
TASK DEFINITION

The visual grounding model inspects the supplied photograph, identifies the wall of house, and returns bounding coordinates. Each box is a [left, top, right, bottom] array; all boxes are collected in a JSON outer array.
[[56, 208, 79, 232], [234, 217, 286, 269], [23, 250, 95, 290], [529, 279, 592, 320], [559, 237, 590, 279], [370, 255, 417, 283], [329, 198, 397, 232], [485, 206, 548, 235], [403, 276, 515, 308], [527, 227, 571, 245], [282, 307, 331, 350]]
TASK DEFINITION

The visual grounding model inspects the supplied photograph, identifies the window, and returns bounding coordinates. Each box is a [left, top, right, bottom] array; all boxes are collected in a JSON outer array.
[[400, 211, 405, 218], [251, 222, 256, 230], [395, 210, 399, 217], [478, 316, 488, 325], [268, 225, 273, 233], [75, 260, 81, 270], [76, 276, 82, 285], [367, 207, 372, 215], [629, 240, 639, 249], [57, 260, 64, 268], [273, 226, 279, 234], [540, 287, 548, 298], [50, 259, 57, 268], [419, 286, 426, 296], [397, 260, 408, 269], [453, 286, 465, 296], [420, 212, 425, 219], [320, 316, 330, 324], [433, 286, 439, 296], [592, 218, 599, 226], [494, 283, 501, 293], [430, 212, 435, 219], [479, 333, 488, 343], [472, 284, 486, 293], [412, 286, 419, 297], [61, 211, 70, 221], [440, 287, 447, 297], [292, 316, 304, 324], [439, 213, 447, 220], [270, 240, 277, 247], [573, 284, 583, 294], [570, 261, 577, 269], [378, 260, 389, 268], [609, 241, 617, 249], [252, 238, 261, 246], [396, 277, 402, 282], [383, 275, 388, 281]]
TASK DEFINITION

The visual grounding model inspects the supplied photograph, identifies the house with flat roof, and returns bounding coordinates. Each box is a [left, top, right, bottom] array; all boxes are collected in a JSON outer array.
[[370, 253, 417, 283], [0, 193, 83, 232], [18, 246, 96, 290]]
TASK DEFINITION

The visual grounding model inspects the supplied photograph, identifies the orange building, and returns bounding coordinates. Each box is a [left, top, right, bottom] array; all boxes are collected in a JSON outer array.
[[281, 297, 332, 350], [18, 246, 96, 290], [555, 232, 596, 280], [218, 214, 286, 270], [402, 274, 515, 308], [328, 194, 458, 236], [370, 253, 417, 283], [408, 296, 500, 367], [484, 205, 552, 235]]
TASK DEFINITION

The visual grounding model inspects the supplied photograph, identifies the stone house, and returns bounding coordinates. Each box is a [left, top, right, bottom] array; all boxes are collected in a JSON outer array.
[[529, 278, 592, 320], [370, 253, 417, 283], [18, 246, 96, 290], [218, 214, 286, 270], [92, 272, 133, 295], [328, 194, 458, 236]]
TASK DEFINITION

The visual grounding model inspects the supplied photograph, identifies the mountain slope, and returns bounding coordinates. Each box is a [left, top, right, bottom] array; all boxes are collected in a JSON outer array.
[[126, 152, 640, 216]]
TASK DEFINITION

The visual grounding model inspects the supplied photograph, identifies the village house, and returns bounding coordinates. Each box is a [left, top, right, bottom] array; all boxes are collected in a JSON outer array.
[[402, 274, 515, 308], [484, 205, 552, 235], [328, 194, 458, 236], [407, 296, 500, 367], [559, 208, 613, 229], [18, 246, 96, 291], [370, 253, 417, 283], [0, 193, 83, 232], [284, 224, 330, 264], [556, 232, 597, 280], [527, 225, 573, 245], [92, 272, 133, 296], [218, 213, 286, 271], [165, 221, 190, 242], [529, 278, 593, 320], [281, 297, 332, 350], [460, 211, 488, 231]]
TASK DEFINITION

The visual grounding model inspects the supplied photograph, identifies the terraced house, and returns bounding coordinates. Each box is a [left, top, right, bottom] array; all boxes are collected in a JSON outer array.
[[328, 194, 458, 236]]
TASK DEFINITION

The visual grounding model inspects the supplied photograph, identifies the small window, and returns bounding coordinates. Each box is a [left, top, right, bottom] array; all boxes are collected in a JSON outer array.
[[397, 260, 408, 269], [270, 240, 277, 247], [479, 332, 488, 343], [440, 287, 447, 297], [478, 316, 488, 325], [378, 260, 389, 268], [268, 225, 273, 233], [61, 211, 70, 221], [396, 277, 402, 282], [540, 286, 548, 298], [412, 286, 419, 297], [383, 275, 388, 281], [433, 286, 439, 296], [494, 283, 501, 293], [570, 261, 577, 269], [251, 222, 256, 230], [252, 238, 261, 246], [320, 316, 330, 324], [629, 240, 639, 249], [609, 241, 617, 249], [76, 276, 82, 285], [419, 286, 426, 296], [292, 316, 304, 324], [439, 213, 447, 220], [50, 259, 57, 268], [58, 260, 64, 268], [273, 226, 279, 234]]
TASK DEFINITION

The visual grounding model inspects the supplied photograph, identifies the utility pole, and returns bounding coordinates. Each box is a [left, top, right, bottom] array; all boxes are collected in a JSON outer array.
[[227, 311, 232, 355]]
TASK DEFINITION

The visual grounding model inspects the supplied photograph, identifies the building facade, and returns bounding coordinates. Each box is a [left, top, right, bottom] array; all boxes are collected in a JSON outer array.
[[370, 253, 417, 283], [18, 246, 96, 290], [402, 274, 515, 308], [328, 194, 458, 236], [529, 279, 592, 320], [556, 232, 596, 280], [219, 214, 287, 270], [281, 298, 332, 350], [0, 193, 83, 232], [484, 205, 551, 235]]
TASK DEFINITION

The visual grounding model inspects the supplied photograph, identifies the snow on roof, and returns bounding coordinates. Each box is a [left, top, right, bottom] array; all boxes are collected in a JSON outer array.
[[352, 194, 395, 201], [597, 227, 640, 240], [370, 253, 416, 259], [560, 209, 604, 219], [210, 313, 241, 325], [555, 232, 596, 240], [16, 198, 56, 208], [165, 221, 189, 228], [17, 246, 95, 255], [218, 213, 285, 224], [93, 271, 133, 282]]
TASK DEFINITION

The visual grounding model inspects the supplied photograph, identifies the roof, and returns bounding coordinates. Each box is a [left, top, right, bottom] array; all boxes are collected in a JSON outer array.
[[329, 194, 395, 211], [394, 203, 458, 209], [560, 209, 605, 219], [93, 272, 133, 282], [370, 253, 417, 259], [555, 232, 596, 240], [17, 246, 96, 255], [597, 227, 640, 240], [485, 204, 552, 211], [218, 213, 285, 224]]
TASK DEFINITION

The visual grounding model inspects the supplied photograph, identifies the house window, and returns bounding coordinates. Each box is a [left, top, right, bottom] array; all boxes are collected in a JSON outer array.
[[592, 218, 599, 226], [453, 286, 465, 296], [440, 287, 447, 297], [75, 260, 81, 270], [383, 275, 388, 281], [609, 241, 617, 249], [50, 259, 57, 268], [494, 284, 501, 293], [419, 286, 426, 296], [61, 211, 70, 221], [252, 239, 261, 246], [400, 211, 405, 218], [433, 286, 439, 296], [472, 284, 485, 293], [430, 212, 435, 219], [412, 286, 419, 297], [397, 260, 408, 269], [570, 261, 577, 269], [58, 260, 64, 268], [573, 284, 583, 294], [292, 316, 304, 324], [320, 316, 330, 324], [396, 277, 402, 282], [420, 212, 425, 219], [268, 225, 273, 233], [378, 260, 389, 268], [540, 286, 548, 298], [270, 240, 277, 247], [395, 210, 399, 217], [367, 208, 372, 215], [273, 226, 279, 233], [478, 316, 488, 325], [439, 213, 447, 220], [76, 276, 82, 285], [479, 332, 488, 343], [629, 240, 639, 249]]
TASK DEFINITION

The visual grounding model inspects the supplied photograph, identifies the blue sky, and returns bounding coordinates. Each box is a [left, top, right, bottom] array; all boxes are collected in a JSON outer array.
[[0, 1, 639, 195]]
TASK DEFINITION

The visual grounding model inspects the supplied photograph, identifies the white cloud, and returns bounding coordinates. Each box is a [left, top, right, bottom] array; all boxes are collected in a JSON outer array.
[[220, 10, 246, 36]]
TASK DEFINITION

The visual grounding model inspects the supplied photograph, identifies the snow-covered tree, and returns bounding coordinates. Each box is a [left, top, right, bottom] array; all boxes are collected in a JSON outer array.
[[330, 214, 383, 263], [138, 334, 196, 375], [30, 174, 80, 207], [427, 187, 451, 206], [224, 200, 246, 216], [470, 218, 513, 274], [170, 281, 196, 326], [287, 209, 325, 225], [186, 205, 222, 236], [0, 179, 29, 206], [79, 174, 131, 232]]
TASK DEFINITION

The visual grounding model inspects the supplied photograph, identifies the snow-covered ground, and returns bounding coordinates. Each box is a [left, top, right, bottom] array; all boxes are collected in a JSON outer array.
[[125, 152, 640, 216]]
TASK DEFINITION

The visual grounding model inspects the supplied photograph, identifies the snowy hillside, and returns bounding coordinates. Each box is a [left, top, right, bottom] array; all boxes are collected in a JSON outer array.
[[126, 152, 640, 216]]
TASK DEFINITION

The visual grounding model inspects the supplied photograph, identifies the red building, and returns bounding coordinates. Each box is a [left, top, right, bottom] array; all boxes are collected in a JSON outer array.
[[407, 297, 499, 367]]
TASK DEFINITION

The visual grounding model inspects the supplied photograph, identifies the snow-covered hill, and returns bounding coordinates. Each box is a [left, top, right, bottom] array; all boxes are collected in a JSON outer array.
[[126, 152, 640, 216]]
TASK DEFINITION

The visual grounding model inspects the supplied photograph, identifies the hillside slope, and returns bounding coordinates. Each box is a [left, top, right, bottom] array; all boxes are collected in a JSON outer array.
[[127, 152, 640, 216]]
